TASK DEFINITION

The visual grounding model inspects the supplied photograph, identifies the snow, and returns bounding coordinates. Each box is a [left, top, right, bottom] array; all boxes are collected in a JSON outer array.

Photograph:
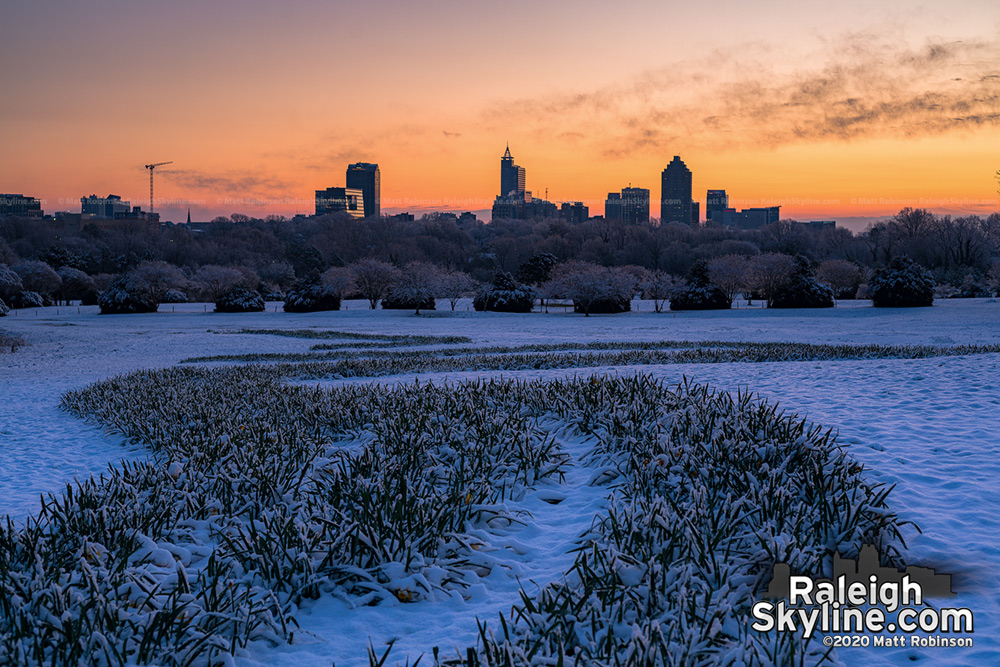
[[2, 297, 999, 665]]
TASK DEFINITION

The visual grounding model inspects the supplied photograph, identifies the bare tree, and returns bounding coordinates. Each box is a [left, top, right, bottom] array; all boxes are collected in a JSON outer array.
[[546, 261, 635, 316], [816, 259, 862, 302], [320, 266, 354, 299], [130, 260, 187, 303], [746, 253, 795, 307], [641, 270, 675, 313], [439, 270, 477, 311], [707, 254, 750, 306], [56, 267, 96, 305], [350, 259, 399, 309], [194, 265, 245, 302], [391, 262, 442, 314]]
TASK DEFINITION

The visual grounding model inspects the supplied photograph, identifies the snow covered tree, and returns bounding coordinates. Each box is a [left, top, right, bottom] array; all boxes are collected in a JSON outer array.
[[215, 287, 265, 313], [350, 259, 399, 309], [770, 256, 835, 308], [707, 254, 750, 306], [473, 272, 535, 313], [12, 261, 61, 300], [283, 271, 342, 312], [869, 256, 934, 307], [438, 270, 477, 311], [382, 262, 441, 314], [669, 260, 730, 311], [0, 264, 23, 300], [98, 275, 160, 314]]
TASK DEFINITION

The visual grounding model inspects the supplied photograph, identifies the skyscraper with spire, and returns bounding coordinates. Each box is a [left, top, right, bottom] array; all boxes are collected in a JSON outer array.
[[499, 144, 526, 197]]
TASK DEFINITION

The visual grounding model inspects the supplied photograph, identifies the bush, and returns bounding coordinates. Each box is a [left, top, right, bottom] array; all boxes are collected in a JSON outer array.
[[381, 293, 436, 311], [870, 257, 934, 307], [0, 297, 7, 317], [283, 274, 341, 312], [161, 289, 188, 303], [770, 257, 834, 309], [98, 276, 160, 314], [575, 297, 630, 314], [669, 261, 730, 311], [9, 291, 44, 309], [215, 287, 265, 313], [473, 272, 535, 313]]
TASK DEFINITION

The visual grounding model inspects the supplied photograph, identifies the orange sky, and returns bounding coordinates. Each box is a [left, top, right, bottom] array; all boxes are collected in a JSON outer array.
[[1, 0, 998, 225]]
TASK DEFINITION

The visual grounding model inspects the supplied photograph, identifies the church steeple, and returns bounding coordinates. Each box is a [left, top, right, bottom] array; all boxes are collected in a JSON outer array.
[[186, 208, 191, 225]]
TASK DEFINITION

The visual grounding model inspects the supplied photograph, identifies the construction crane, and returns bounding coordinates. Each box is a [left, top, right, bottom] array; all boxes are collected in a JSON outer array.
[[144, 161, 172, 216]]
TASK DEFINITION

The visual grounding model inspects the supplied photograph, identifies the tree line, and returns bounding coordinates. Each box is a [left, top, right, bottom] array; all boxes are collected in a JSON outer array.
[[1, 207, 999, 314]]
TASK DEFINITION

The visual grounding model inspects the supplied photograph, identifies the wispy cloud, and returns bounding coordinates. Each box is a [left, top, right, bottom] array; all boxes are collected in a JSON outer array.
[[484, 33, 1000, 157], [159, 169, 292, 195]]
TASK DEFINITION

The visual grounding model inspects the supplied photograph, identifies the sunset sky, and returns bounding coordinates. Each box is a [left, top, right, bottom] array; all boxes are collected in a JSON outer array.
[[2, 0, 998, 227]]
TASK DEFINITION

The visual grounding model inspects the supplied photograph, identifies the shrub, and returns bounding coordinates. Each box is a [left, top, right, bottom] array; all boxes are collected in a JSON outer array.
[[669, 261, 730, 311], [9, 291, 44, 309], [381, 294, 436, 311], [870, 257, 934, 307], [473, 272, 535, 313], [98, 276, 160, 314], [161, 289, 188, 303], [215, 287, 265, 313], [770, 257, 835, 309], [283, 273, 341, 312]]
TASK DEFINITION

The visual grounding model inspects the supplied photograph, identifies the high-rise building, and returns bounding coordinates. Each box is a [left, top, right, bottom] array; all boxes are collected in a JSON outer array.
[[560, 201, 589, 223], [81, 194, 132, 219], [0, 194, 42, 218], [499, 145, 526, 197], [660, 156, 693, 225], [315, 187, 365, 218], [706, 189, 728, 223], [713, 206, 781, 229], [605, 187, 650, 224], [346, 163, 380, 218]]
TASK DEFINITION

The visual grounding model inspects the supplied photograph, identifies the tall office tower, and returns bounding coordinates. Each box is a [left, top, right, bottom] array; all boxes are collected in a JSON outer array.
[[706, 189, 728, 224], [500, 145, 526, 196], [346, 163, 380, 218], [621, 186, 650, 224], [660, 155, 693, 225]]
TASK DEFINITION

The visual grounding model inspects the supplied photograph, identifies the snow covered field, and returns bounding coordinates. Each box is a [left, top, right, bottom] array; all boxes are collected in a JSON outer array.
[[1, 298, 998, 665]]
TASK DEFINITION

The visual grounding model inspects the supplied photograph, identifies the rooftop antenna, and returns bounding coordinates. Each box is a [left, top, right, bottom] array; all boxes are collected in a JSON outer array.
[[144, 161, 173, 215]]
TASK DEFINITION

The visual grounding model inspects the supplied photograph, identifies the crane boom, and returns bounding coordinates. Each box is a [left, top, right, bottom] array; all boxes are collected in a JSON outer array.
[[144, 161, 173, 216]]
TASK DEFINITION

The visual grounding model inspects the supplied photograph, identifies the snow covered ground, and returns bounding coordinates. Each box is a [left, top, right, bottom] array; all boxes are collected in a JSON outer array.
[[2, 297, 998, 665]]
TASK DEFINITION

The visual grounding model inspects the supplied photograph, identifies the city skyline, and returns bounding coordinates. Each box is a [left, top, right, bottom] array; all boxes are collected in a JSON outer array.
[[2, 0, 998, 226]]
